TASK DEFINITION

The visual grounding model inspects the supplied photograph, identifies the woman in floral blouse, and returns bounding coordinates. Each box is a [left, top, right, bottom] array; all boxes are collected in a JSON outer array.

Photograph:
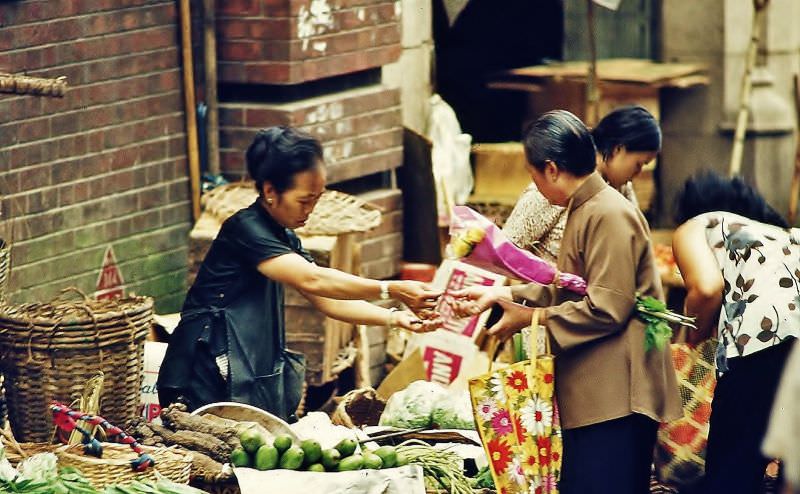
[[502, 106, 660, 263], [673, 171, 798, 494]]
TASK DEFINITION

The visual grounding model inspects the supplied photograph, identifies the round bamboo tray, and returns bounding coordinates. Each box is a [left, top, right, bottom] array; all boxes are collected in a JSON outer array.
[[0, 290, 153, 442]]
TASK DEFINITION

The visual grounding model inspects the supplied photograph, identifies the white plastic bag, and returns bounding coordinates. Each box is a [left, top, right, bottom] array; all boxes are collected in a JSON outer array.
[[427, 94, 473, 226], [379, 380, 448, 428]]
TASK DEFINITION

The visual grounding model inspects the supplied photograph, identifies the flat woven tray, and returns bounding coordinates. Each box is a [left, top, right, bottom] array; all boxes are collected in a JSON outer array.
[[201, 182, 381, 236]]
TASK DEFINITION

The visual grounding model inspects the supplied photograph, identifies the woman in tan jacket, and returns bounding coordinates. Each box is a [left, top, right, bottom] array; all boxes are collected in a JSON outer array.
[[454, 110, 680, 494]]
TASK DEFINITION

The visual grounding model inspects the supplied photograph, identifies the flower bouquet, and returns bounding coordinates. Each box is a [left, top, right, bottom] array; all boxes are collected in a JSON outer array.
[[447, 206, 587, 295]]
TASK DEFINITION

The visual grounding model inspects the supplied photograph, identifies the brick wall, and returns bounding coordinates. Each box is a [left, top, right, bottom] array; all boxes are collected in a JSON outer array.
[[0, 0, 191, 312], [219, 85, 402, 184], [217, 0, 401, 85]]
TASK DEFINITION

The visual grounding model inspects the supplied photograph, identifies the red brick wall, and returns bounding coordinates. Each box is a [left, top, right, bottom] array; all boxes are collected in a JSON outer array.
[[0, 0, 191, 311], [217, 0, 401, 84], [219, 85, 402, 183]]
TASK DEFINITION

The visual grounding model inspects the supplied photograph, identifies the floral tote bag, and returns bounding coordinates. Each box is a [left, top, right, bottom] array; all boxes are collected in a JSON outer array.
[[469, 310, 562, 494]]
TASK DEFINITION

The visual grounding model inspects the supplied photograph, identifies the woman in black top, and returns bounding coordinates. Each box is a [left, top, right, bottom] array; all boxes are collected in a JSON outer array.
[[158, 127, 441, 420]]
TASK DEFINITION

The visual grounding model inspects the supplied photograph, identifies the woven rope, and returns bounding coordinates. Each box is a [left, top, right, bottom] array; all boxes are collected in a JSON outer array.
[[0, 240, 11, 304], [0, 290, 152, 442], [201, 182, 381, 235]]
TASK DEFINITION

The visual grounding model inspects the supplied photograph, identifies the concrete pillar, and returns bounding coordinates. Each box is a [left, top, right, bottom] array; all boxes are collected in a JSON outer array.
[[382, 0, 435, 135], [658, 0, 729, 223], [659, 0, 800, 225]]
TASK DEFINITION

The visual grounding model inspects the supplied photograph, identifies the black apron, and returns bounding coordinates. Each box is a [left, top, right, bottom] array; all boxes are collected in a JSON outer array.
[[157, 201, 312, 421]]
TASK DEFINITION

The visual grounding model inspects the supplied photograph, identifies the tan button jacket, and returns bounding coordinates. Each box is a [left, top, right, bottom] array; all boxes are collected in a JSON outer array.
[[511, 172, 681, 429]]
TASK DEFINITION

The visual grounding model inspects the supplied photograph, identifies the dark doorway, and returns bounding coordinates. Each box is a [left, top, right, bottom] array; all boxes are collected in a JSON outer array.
[[433, 0, 564, 142]]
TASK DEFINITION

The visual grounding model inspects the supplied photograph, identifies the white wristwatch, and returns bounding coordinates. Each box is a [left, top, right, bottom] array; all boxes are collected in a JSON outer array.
[[379, 281, 390, 300]]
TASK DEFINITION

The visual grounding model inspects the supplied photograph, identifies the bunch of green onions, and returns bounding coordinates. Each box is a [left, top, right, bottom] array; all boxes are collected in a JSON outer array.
[[636, 295, 696, 352]]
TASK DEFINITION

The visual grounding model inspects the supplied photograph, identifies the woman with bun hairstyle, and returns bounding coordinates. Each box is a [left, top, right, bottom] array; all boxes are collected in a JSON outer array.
[[158, 127, 442, 420], [503, 105, 661, 263]]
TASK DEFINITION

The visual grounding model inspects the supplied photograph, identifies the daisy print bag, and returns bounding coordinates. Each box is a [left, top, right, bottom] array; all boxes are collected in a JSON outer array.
[[469, 310, 562, 494]]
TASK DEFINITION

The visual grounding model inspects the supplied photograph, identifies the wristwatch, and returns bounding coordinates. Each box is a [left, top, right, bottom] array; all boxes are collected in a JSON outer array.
[[379, 281, 390, 300]]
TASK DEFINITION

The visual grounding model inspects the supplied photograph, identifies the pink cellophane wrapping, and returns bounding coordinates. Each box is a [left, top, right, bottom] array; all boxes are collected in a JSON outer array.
[[449, 206, 587, 295]]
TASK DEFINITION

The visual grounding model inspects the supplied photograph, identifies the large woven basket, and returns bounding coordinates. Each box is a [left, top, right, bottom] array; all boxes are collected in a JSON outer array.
[[3, 441, 192, 488], [0, 290, 153, 442]]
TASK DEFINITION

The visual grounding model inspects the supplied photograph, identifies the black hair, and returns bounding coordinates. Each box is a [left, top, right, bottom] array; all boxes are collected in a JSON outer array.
[[591, 105, 662, 161], [245, 126, 324, 194], [674, 170, 789, 228], [522, 110, 596, 176]]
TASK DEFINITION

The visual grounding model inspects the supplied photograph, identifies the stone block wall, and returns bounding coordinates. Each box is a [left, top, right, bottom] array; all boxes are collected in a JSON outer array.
[[0, 0, 191, 311]]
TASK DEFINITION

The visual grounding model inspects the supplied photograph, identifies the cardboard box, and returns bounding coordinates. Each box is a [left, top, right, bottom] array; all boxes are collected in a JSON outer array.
[[140, 341, 168, 423]]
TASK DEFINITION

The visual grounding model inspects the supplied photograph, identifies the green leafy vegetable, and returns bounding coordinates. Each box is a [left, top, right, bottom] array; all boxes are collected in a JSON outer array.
[[635, 295, 697, 352]]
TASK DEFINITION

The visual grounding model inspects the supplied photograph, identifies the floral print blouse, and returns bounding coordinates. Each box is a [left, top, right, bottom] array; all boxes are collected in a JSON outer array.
[[698, 212, 800, 365], [503, 181, 638, 264]]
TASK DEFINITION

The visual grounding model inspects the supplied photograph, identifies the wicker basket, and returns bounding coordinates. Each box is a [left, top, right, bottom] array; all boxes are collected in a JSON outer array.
[[4, 441, 192, 488], [0, 290, 153, 442], [200, 181, 382, 236]]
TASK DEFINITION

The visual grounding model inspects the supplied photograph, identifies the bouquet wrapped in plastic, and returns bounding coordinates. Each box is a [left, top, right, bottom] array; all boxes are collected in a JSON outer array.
[[447, 206, 587, 295]]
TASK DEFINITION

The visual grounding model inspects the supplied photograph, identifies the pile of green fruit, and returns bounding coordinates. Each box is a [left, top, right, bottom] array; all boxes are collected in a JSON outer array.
[[230, 429, 406, 473]]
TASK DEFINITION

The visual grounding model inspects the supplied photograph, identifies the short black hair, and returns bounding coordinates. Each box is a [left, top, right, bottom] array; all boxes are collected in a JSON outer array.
[[592, 105, 662, 161], [245, 126, 324, 194], [522, 110, 596, 177], [674, 170, 789, 228]]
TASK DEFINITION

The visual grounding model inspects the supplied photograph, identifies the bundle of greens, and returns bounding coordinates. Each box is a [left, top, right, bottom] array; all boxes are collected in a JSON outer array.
[[636, 295, 696, 351]]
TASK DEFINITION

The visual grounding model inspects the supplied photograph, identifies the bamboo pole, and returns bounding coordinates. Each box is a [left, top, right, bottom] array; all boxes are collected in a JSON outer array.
[[0, 73, 67, 97], [728, 0, 770, 177], [203, 0, 220, 176], [179, 0, 202, 221], [585, 0, 600, 127], [788, 74, 800, 224]]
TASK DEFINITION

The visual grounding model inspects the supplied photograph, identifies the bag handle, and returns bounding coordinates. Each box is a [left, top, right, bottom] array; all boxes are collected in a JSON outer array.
[[486, 308, 546, 372]]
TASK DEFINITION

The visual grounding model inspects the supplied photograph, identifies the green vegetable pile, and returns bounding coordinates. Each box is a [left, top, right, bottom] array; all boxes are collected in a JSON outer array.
[[469, 465, 494, 490], [0, 447, 206, 494], [0, 466, 205, 494], [394, 440, 471, 494], [0, 466, 97, 494], [636, 294, 696, 351], [231, 429, 402, 472]]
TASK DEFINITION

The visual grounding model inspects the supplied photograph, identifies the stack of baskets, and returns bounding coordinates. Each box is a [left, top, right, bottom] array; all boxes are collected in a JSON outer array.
[[0, 289, 153, 442]]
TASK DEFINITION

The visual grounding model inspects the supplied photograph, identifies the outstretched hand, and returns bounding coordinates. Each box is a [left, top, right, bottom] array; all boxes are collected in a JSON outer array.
[[392, 309, 442, 333], [448, 285, 508, 318], [391, 281, 442, 312]]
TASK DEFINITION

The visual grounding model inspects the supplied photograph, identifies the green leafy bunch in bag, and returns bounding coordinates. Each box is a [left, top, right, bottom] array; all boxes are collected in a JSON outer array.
[[636, 295, 696, 352]]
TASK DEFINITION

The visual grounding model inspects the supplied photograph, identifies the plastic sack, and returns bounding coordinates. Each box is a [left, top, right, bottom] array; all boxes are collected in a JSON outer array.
[[448, 205, 587, 295], [379, 380, 447, 429], [431, 390, 475, 430], [428, 94, 473, 226], [0, 446, 18, 482]]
